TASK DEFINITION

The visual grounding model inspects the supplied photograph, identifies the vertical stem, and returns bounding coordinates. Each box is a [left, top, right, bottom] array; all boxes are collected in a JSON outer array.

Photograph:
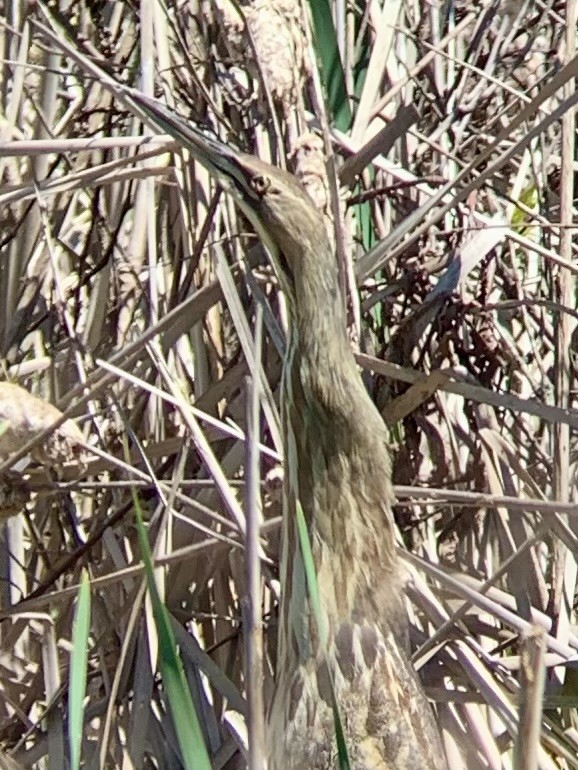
[[513, 626, 546, 770], [551, 0, 577, 664], [554, 1, 577, 502], [246, 305, 266, 770]]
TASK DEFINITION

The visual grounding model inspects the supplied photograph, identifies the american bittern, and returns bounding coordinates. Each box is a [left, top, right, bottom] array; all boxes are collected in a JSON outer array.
[[130, 95, 447, 770]]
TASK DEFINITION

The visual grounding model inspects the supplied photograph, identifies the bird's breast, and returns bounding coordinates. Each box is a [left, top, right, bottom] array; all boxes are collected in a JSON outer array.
[[268, 619, 446, 770]]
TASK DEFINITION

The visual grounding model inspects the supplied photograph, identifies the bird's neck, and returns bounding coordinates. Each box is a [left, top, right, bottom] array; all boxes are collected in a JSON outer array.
[[289, 258, 357, 400], [278, 262, 402, 667]]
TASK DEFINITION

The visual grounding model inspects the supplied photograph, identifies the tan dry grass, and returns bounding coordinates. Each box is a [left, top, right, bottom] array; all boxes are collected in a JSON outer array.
[[0, 1, 576, 768]]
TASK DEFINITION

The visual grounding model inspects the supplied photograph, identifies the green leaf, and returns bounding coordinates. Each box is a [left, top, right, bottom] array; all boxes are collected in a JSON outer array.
[[510, 183, 538, 240], [295, 500, 328, 645], [131, 488, 212, 770], [295, 501, 351, 769], [69, 569, 91, 770], [306, 0, 351, 130]]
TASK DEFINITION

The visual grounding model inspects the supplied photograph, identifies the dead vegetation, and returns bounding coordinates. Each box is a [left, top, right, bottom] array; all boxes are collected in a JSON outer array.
[[0, 0, 577, 768]]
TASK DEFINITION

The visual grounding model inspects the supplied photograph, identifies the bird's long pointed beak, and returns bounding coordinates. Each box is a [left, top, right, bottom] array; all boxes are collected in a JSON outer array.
[[33, 16, 262, 215], [126, 91, 257, 203], [126, 90, 281, 259]]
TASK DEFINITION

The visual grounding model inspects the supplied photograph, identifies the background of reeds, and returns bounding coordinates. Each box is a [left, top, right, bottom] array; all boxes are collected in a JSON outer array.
[[0, 1, 577, 768]]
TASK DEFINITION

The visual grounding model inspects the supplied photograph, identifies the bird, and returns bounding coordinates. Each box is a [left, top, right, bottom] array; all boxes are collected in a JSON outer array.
[[126, 93, 448, 770]]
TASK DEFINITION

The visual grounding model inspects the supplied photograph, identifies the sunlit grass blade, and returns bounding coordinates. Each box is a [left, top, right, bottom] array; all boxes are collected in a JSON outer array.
[[306, 0, 351, 130], [295, 501, 351, 770], [68, 569, 90, 770], [511, 183, 538, 239], [131, 487, 212, 770]]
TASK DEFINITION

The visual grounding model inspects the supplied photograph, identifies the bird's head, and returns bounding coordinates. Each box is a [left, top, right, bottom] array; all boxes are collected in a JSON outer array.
[[223, 154, 330, 300], [123, 94, 334, 316]]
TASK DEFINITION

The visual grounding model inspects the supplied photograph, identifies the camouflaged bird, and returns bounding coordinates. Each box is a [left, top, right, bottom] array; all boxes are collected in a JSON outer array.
[[110, 93, 448, 770], [220, 160, 448, 769]]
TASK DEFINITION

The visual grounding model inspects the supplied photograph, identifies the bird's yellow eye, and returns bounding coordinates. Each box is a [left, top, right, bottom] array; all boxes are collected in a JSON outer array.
[[251, 174, 271, 196]]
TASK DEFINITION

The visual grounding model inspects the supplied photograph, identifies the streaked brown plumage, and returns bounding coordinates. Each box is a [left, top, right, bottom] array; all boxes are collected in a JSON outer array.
[[121, 94, 447, 770], [248, 163, 448, 770]]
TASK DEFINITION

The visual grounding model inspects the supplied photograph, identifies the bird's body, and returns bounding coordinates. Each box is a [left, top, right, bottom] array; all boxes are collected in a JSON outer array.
[[259, 170, 447, 769], [268, 376, 445, 768], [119, 94, 447, 770]]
